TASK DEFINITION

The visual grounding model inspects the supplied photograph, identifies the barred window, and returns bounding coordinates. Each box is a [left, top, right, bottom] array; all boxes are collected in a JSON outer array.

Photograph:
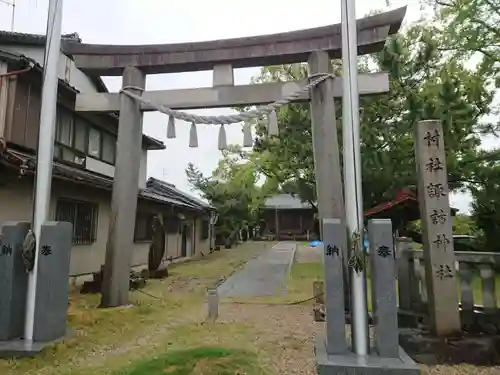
[[200, 220, 209, 240], [55, 199, 98, 245], [165, 216, 179, 234], [134, 213, 155, 242]]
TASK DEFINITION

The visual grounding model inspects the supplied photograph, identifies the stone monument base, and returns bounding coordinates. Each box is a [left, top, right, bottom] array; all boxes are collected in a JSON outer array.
[[149, 264, 169, 279], [400, 327, 500, 365], [0, 330, 71, 358], [315, 335, 420, 375]]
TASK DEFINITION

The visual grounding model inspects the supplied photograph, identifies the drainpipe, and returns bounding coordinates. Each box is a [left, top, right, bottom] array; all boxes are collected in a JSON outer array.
[[0, 61, 9, 147], [0, 65, 32, 78]]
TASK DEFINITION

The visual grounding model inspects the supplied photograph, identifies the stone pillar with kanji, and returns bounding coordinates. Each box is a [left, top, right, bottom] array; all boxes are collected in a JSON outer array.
[[413, 119, 461, 336]]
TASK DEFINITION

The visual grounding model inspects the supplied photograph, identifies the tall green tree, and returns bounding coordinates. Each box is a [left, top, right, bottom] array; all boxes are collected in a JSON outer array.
[[430, 0, 500, 250], [469, 160, 500, 251], [186, 146, 267, 240], [452, 214, 478, 235], [432, 0, 500, 86], [251, 23, 493, 211]]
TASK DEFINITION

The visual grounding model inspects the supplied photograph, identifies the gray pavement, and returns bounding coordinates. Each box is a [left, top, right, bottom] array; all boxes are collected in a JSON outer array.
[[217, 242, 297, 298]]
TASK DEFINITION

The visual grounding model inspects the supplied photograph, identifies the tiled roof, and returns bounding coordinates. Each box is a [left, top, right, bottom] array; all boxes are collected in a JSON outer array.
[[0, 148, 211, 212], [263, 194, 313, 210], [0, 30, 107, 93], [0, 31, 82, 45], [364, 188, 418, 218], [139, 190, 195, 209], [146, 178, 216, 211], [364, 187, 458, 219], [141, 135, 165, 150]]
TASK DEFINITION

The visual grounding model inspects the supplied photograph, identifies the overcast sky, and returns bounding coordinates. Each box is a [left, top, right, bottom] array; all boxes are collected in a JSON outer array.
[[0, 0, 484, 213]]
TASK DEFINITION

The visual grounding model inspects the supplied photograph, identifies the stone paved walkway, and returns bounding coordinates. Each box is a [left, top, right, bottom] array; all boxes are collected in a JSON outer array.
[[217, 242, 297, 298]]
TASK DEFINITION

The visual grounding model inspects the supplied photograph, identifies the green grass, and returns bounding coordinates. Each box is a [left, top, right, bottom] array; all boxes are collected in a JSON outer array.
[[291, 261, 324, 279], [114, 347, 266, 375], [0, 242, 269, 375], [287, 262, 375, 309], [287, 262, 324, 299]]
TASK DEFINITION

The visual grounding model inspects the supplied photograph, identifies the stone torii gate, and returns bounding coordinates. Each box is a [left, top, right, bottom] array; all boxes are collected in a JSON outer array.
[[63, 5, 420, 373], [64, 6, 405, 308], [63, 10, 412, 369]]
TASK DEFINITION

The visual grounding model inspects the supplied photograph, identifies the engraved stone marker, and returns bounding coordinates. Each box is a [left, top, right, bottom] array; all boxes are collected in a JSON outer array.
[[396, 237, 417, 311], [0, 222, 30, 340], [33, 222, 72, 342], [207, 287, 219, 323], [369, 219, 398, 358], [322, 218, 347, 354], [414, 119, 460, 336]]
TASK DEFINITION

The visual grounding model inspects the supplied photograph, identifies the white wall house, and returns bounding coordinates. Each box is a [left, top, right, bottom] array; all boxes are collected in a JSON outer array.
[[0, 36, 151, 188], [0, 31, 215, 284]]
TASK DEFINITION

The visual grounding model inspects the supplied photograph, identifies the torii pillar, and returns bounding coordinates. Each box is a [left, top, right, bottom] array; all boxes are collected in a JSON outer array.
[[101, 66, 145, 308], [308, 51, 350, 316]]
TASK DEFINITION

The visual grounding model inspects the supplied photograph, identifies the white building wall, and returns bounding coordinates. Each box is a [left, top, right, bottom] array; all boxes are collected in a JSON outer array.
[[0, 177, 208, 279], [0, 45, 99, 93], [84, 150, 148, 189], [1, 44, 150, 188]]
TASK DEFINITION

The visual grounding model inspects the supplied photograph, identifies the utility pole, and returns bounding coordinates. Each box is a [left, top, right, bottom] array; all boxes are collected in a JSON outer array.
[[341, 0, 369, 355], [24, 0, 63, 342]]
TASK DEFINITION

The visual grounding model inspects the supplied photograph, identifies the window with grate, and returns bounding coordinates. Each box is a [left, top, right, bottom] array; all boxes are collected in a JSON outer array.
[[200, 219, 209, 240], [134, 213, 155, 242], [55, 199, 98, 245], [87, 127, 102, 159], [56, 108, 73, 147], [74, 118, 87, 153], [101, 132, 116, 164], [165, 217, 179, 234]]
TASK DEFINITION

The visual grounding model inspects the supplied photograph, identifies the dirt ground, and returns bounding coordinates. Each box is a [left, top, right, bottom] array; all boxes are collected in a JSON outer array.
[[4, 242, 500, 375], [75, 243, 500, 375], [218, 303, 318, 375], [286, 245, 500, 375], [219, 302, 500, 375]]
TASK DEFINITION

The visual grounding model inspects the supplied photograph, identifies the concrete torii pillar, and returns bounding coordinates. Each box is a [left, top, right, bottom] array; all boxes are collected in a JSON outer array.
[[308, 50, 351, 323], [101, 66, 145, 308]]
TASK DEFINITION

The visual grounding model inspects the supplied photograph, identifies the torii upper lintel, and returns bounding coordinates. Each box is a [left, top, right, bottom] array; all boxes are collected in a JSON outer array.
[[62, 7, 406, 76]]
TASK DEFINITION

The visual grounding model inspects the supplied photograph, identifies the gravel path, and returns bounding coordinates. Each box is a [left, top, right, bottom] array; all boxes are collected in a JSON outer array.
[[218, 303, 318, 375], [217, 242, 296, 297], [219, 303, 500, 375]]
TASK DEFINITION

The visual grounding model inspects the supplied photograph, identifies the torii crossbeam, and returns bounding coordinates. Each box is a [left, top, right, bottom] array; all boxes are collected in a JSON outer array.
[[63, 7, 405, 76]]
